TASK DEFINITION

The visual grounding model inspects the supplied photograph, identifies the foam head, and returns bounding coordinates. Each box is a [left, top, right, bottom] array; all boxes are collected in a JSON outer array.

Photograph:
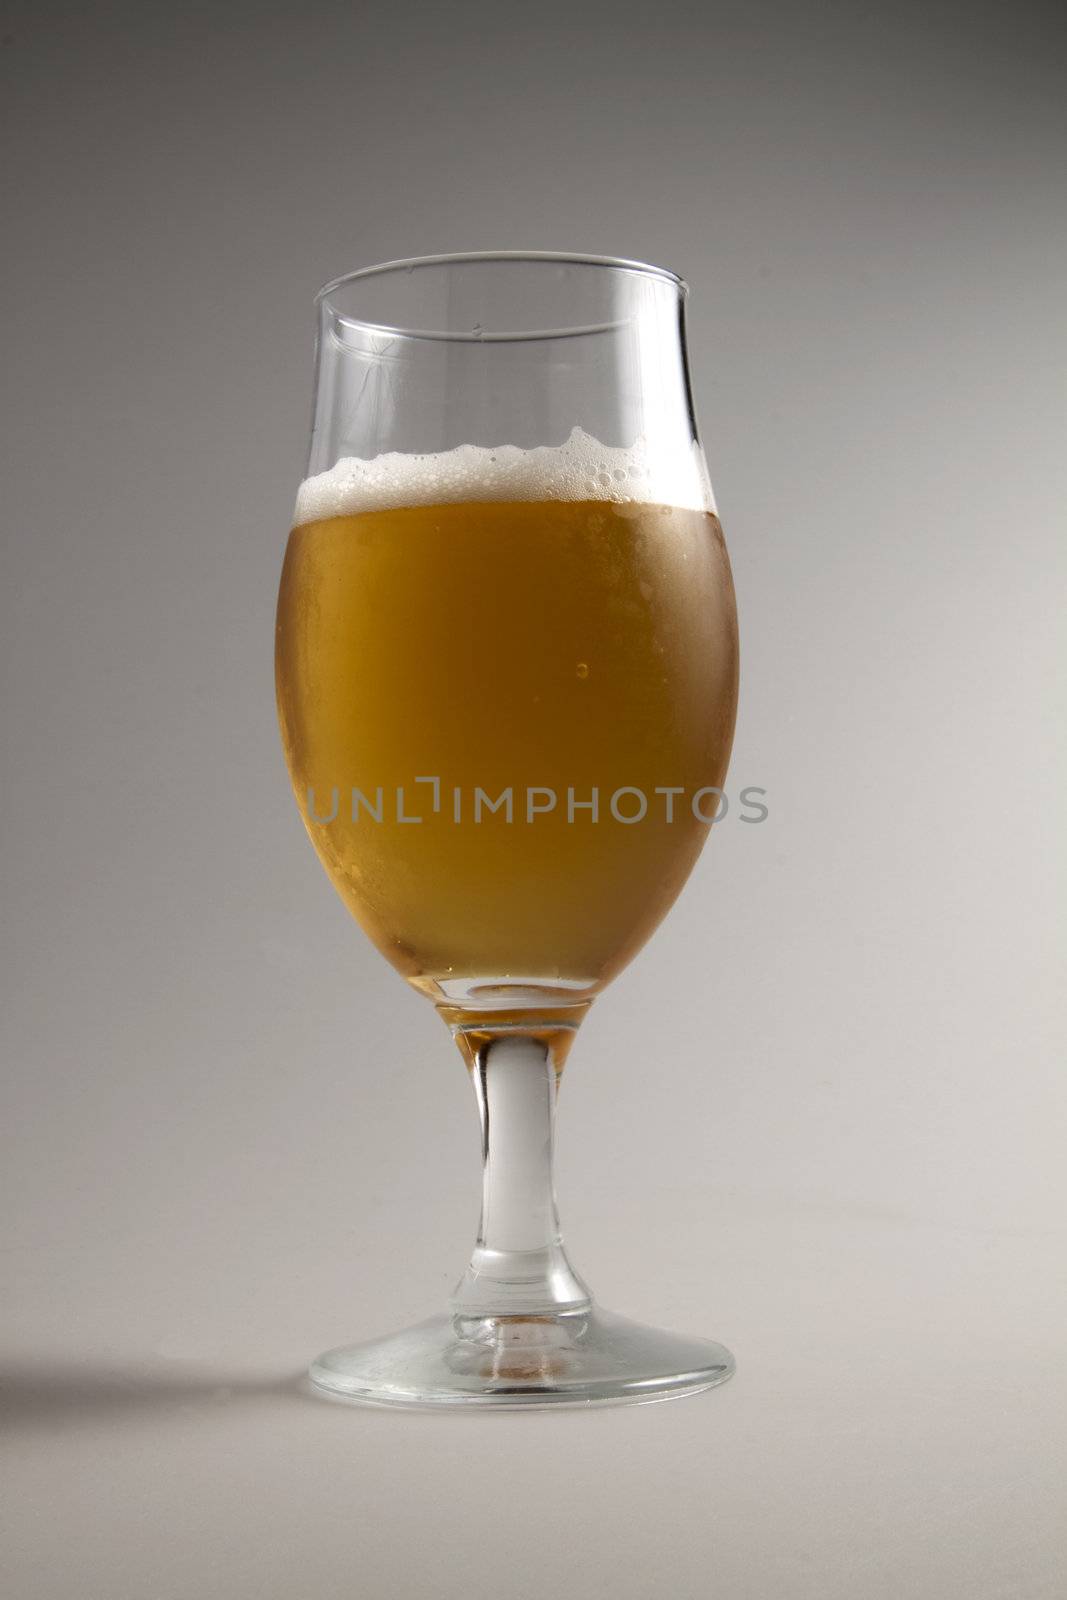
[[294, 427, 715, 524]]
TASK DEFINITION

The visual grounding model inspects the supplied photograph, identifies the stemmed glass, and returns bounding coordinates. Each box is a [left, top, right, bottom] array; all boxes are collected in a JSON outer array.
[[275, 253, 739, 1406]]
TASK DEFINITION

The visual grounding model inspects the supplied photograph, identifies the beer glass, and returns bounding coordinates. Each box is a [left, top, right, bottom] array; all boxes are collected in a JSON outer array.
[[276, 253, 739, 1406]]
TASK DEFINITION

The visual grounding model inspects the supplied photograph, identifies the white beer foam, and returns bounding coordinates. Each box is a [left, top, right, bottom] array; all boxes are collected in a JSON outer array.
[[294, 427, 715, 524]]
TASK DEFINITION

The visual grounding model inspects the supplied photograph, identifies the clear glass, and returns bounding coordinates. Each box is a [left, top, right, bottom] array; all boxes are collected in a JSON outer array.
[[275, 252, 739, 1406]]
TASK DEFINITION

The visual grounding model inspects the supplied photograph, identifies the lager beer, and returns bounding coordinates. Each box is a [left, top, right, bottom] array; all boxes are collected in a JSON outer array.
[[276, 434, 738, 1000]]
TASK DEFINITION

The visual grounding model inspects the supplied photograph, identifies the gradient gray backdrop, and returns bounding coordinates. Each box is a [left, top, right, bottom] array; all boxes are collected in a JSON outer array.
[[2, 1, 1064, 1595]]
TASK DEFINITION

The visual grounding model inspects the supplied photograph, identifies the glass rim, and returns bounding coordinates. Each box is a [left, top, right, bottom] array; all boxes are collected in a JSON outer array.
[[315, 251, 688, 345]]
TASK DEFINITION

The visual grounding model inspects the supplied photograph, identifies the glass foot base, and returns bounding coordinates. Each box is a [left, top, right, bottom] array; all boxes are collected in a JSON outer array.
[[308, 1307, 735, 1409]]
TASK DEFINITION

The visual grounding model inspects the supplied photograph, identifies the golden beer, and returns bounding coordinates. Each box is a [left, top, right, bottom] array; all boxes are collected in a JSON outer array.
[[276, 492, 738, 999]]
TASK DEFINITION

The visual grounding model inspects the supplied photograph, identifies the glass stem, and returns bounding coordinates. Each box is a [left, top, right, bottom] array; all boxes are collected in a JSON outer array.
[[450, 1031, 592, 1318]]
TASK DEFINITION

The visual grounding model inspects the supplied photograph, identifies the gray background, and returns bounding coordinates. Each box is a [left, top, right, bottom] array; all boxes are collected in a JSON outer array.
[[2, 0, 1064, 1595]]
